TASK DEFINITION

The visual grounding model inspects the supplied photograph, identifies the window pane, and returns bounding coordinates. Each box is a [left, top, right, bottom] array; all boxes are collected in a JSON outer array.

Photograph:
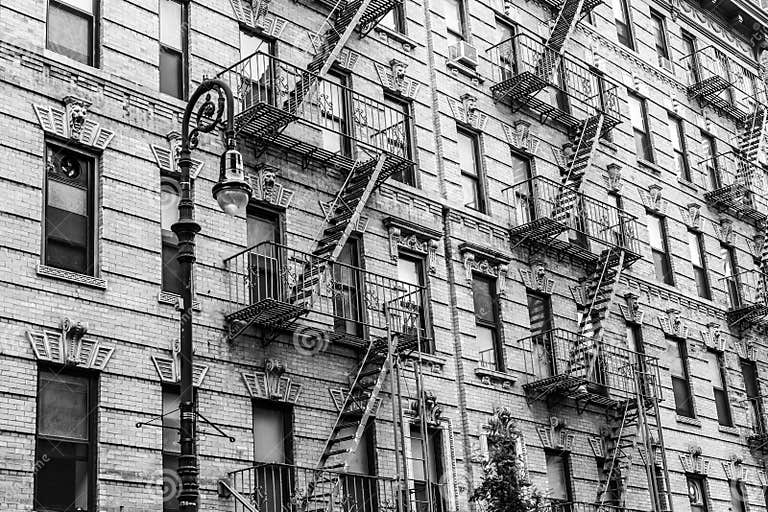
[[612, 0, 627, 22], [716, 388, 733, 426], [163, 453, 181, 512], [38, 373, 89, 440], [35, 440, 89, 510], [59, 0, 93, 12], [162, 241, 184, 295], [347, 424, 372, 474], [161, 181, 180, 231], [472, 278, 495, 322], [48, 3, 92, 65], [241, 33, 269, 59], [702, 351, 723, 387], [730, 482, 746, 512], [667, 341, 685, 377], [668, 116, 682, 151], [461, 173, 480, 210], [160, 48, 183, 98], [647, 216, 663, 250], [510, 153, 530, 185], [457, 132, 477, 175], [527, 293, 551, 335], [160, 0, 183, 50], [253, 406, 287, 463], [673, 376, 694, 417], [398, 256, 422, 286], [546, 453, 568, 500], [441, 0, 463, 34], [628, 96, 644, 131], [651, 14, 668, 59], [247, 214, 278, 247], [162, 389, 181, 453], [48, 180, 88, 215], [688, 232, 703, 267], [476, 325, 496, 368]]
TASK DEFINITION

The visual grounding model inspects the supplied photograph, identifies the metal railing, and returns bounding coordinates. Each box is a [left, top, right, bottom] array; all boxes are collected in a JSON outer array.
[[520, 329, 661, 402], [223, 241, 426, 338], [504, 176, 640, 255], [745, 396, 768, 438], [701, 151, 768, 219], [681, 45, 765, 115], [218, 51, 413, 159], [226, 462, 400, 512], [536, 503, 652, 512], [486, 33, 621, 120], [720, 269, 768, 311], [478, 347, 498, 370]]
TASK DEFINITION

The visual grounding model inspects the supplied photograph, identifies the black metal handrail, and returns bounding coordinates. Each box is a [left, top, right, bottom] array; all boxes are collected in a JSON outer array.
[[486, 33, 622, 120], [503, 176, 641, 255], [520, 329, 661, 401], [217, 51, 413, 159], [719, 268, 768, 311]]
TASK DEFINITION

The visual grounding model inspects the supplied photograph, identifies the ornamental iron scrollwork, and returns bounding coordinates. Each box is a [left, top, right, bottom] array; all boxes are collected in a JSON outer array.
[[187, 85, 227, 150]]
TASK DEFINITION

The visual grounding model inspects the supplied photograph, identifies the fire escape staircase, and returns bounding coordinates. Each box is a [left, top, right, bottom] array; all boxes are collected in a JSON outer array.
[[598, 400, 639, 508]]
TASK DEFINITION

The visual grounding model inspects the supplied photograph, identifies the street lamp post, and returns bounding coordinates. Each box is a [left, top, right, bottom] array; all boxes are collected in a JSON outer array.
[[172, 78, 251, 512]]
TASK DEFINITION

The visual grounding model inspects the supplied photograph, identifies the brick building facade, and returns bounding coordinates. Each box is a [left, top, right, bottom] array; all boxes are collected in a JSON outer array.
[[3, 0, 768, 511]]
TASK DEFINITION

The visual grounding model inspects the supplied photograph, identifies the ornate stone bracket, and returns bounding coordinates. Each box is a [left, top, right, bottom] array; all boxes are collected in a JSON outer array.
[[249, 164, 295, 208], [746, 231, 765, 262], [519, 262, 556, 295], [447, 93, 487, 131], [242, 359, 301, 403], [588, 435, 604, 458], [374, 59, 421, 99], [713, 218, 735, 245], [229, 0, 287, 35], [701, 322, 727, 352], [501, 121, 541, 156], [604, 164, 623, 194], [658, 308, 689, 339], [407, 390, 444, 426], [618, 292, 644, 324], [150, 131, 205, 179], [151, 339, 208, 387], [34, 96, 115, 150], [459, 242, 511, 296], [537, 417, 575, 452], [639, 184, 668, 214], [27, 318, 114, 370], [734, 337, 758, 360], [384, 217, 441, 274], [680, 203, 703, 231], [723, 455, 749, 482], [680, 445, 711, 475]]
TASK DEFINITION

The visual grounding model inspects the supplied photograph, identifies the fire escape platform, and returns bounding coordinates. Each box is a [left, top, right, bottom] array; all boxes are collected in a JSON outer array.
[[726, 303, 768, 328], [704, 184, 767, 224]]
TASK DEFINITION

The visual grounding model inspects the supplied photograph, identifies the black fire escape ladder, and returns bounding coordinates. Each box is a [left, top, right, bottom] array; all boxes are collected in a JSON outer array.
[[533, 0, 590, 83], [598, 400, 639, 508], [576, 247, 625, 342]]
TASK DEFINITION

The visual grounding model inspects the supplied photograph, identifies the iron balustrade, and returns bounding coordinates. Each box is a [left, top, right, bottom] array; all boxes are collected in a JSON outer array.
[[521, 329, 661, 403], [701, 151, 768, 217], [223, 241, 426, 340], [536, 502, 652, 512], [720, 268, 768, 311], [217, 51, 413, 160], [504, 176, 640, 256], [226, 462, 400, 512], [486, 33, 621, 122], [681, 45, 765, 122]]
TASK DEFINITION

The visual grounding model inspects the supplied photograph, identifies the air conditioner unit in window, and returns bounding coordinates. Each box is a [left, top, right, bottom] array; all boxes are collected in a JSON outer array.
[[449, 41, 479, 69]]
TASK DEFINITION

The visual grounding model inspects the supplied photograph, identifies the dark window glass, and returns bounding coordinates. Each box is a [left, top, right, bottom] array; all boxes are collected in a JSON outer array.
[[410, 427, 445, 512], [688, 231, 710, 299], [397, 254, 431, 352], [650, 11, 669, 62], [546, 452, 571, 502], [457, 129, 484, 212], [668, 114, 691, 181], [704, 350, 732, 426], [35, 371, 93, 511], [687, 477, 708, 512], [628, 94, 652, 162], [742, 359, 765, 433], [682, 32, 699, 84], [380, 3, 405, 33], [45, 144, 95, 276], [473, 276, 500, 370], [47, 0, 94, 65], [701, 132, 721, 190], [730, 481, 747, 512], [252, 402, 292, 512], [669, 339, 694, 417], [722, 244, 741, 309], [162, 388, 181, 512], [647, 215, 673, 285], [334, 239, 364, 336], [247, 209, 280, 303], [612, 0, 633, 49], [161, 179, 183, 295], [160, 48, 183, 98], [384, 95, 415, 185]]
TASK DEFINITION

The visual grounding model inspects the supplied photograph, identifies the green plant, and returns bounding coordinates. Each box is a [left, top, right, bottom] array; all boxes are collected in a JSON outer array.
[[470, 408, 546, 512]]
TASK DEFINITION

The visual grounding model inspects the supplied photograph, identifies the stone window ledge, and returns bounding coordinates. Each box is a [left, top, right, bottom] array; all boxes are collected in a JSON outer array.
[[475, 367, 516, 389], [718, 425, 740, 436], [676, 414, 702, 427], [37, 264, 106, 289], [372, 27, 418, 52], [403, 352, 447, 375], [638, 158, 665, 175], [158, 291, 201, 311]]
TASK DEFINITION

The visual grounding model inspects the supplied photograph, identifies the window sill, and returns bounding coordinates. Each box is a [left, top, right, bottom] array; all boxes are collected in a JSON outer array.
[[475, 367, 516, 389], [678, 178, 700, 193], [718, 425, 740, 436], [403, 352, 447, 375], [637, 158, 664, 174], [372, 26, 418, 52], [446, 60, 484, 84], [599, 138, 619, 153], [676, 415, 702, 427], [158, 291, 201, 311], [37, 264, 106, 289]]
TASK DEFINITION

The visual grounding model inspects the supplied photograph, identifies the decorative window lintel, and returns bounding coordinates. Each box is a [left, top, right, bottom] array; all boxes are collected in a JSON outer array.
[[34, 96, 115, 150], [27, 318, 114, 370], [384, 216, 441, 273], [519, 262, 556, 295], [659, 308, 689, 339], [151, 339, 208, 387], [447, 93, 487, 131], [680, 445, 711, 475], [151, 130, 205, 179], [537, 416, 575, 452], [242, 359, 301, 403], [249, 164, 295, 208], [459, 242, 511, 296]]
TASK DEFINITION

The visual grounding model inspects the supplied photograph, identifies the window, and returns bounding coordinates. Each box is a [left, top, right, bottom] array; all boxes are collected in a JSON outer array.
[[669, 338, 694, 417], [628, 94, 652, 162], [162, 388, 181, 512], [688, 231, 710, 299], [440, 0, 465, 45], [722, 244, 741, 309], [345, 422, 377, 512], [159, 0, 186, 98], [47, 0, 96, 65], [457, 128, 485, 212], [160, 178, 183, 295], [687, 477, 708, 512], [35, 370, 95, 511], [647, 215, 673, 285], [701, 132, 720, 189], [703, 350, 732, 426], [668, 114, 691, 180], [650, 11, 670, 66], [398, 254, 432, 352], [528, 292, 554, 378], [409, 427, 445, 512], [612, 0, 633, 49], [384, 94, 415, 185], [510, 151, 534, 225], [473, 276, 501, 370], [240, 32, 275, 108], [496, 19, 516, 81], [682, 31, 699, 85], [742, 359, 764, 434], [321, 72, 351, 156], [44, 143, 96, 276], [626, 323, 644, 354], [545, 452, 572, 503], [730, 480, 747, 512], [380, 3, 405, 33], [252, 401, 292, 512], [595, 458, 616, 504], [247, 209, 280, 303], [334, 239, 364, 336]]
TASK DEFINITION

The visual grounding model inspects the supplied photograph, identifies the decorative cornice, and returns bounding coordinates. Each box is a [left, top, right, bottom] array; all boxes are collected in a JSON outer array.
[[27, 318, 114, 370], [230, 0, 286, 36], [713, 218, 735, 245], [242, 359, 301, 403], [723, 455, 749, 482], [746, 231, 765, 261], [249, 165, 295, 208], [659, 308, 689, 339], [701, 322, 727, 352], [150, 131, 204, 179], [537, 417, 574, 452], [151, 339, 208, 387], [639, 184, 668, 214], [384, 216, 441, 273], [34, 96, 115, 150], [374, 59, 421, 99], [459, 242, 511, 295], [680, 203, 703, 231], [501, 120, 541, 156], [680, 446, 711, 475], [669, 0, 755, 58], [519, 262, 556, 295], [447, 93, 487, 131], [619, 292, 645, 324]]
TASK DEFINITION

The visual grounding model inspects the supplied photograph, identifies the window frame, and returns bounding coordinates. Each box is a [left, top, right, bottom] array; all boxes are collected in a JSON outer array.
[[246, 206, 283, 304], [705, 349, 733, 427], [379, 2, 406, 34], [158, 0, 188, 99], [383, 92, 416, 186], [161, 176, 183, 295], [545, 450, 573, 503], [742, 358, 765, 434], [613, 0, 634, 49], [443, 0, 466, 44], [472, 274, 504, 372], [670, 337, 695, 418], [668, 113, 691, 181], [729, 480, 747, 512], [647, 214, 674, 286], [321, 70, 353, 157], [46, 0, 98, 66], [456, 127, 486, 213], [252, 398, 294, 464], [687, 230, 711, 299], [686, 475, 710, 512], [34, 366, 98, 512], [43, 140, 98, 277], [628, 93, 653, 162], [409, 424, 446, 512], [397, 251, 434, 353], [650, 10, 670, 65]]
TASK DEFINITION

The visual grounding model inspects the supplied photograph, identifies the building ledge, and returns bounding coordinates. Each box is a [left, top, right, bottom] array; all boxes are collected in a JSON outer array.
[[158, 291, 201, 311], [475, 367, 516, 389], [718, 425, 740, 436], [372, 26, 418, 52], [37, 264, 106, 289], [403, 352, 448, 375], [638, 158, 664, 175], [676, 414, 702, 427]]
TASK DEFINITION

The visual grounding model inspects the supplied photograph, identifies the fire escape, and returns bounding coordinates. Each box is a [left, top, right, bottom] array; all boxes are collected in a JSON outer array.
[[216, 1, 436, 510]]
